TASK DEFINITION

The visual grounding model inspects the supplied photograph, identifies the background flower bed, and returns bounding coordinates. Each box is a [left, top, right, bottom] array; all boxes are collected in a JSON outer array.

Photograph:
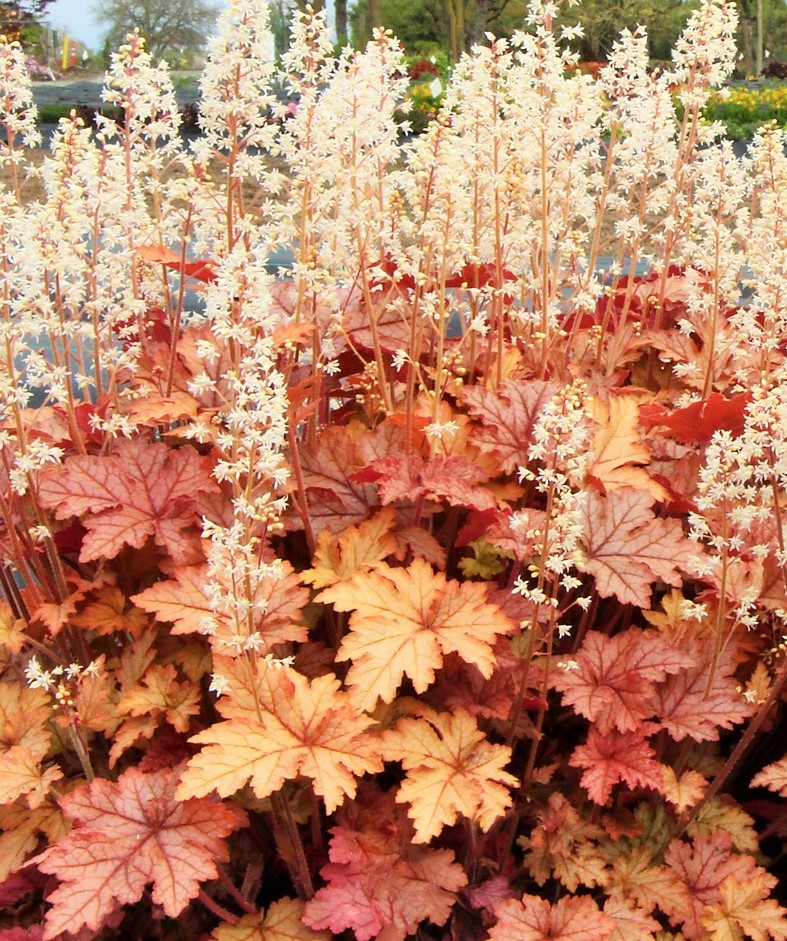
[[1, 1, 787, 941]]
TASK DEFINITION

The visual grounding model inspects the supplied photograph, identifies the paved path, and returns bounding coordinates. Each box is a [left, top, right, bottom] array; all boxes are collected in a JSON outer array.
[[31, 75, 200, 109]]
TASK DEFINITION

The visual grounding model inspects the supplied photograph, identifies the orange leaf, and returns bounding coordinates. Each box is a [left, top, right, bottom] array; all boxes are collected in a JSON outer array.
[[318, 560, 515, 711], [0, 683, 52, 758], [751, 755, 787, 797], [35, 767, 245, 939], [117, 664, 201, 733], [71, 585, 149, 637], [38, 440, 217, 563], [665, 833, 759, 939], [662, 768, 708, 813], [464, 379, 560, 474], [520, 793, 607, 892], [212, 898, 329, 941], [702, 873, 787, 941], [587, 395, 667, 500], [654, 636, 754, 742], [381, 707, 516, 842], [640, 392, 751, 444], [0, 601, 25, 654], [138, 244, 218, 283], [133, 561, 308, 652], [302, 508, 398, 590], [490, 894, 615, 941], [177, 666, 382, 813], [0, 746, 62, 808], [603, 896, 661, 941]]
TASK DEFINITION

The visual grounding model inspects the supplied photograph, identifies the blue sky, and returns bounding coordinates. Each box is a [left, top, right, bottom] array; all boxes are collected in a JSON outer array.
[[45, 0, 226, 50], [45, 0, 109, 48]]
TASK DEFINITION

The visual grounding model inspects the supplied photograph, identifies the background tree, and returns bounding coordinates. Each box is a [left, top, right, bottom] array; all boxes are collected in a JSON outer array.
[[555, 0, 699, 62], [0, 0, 52, 44], [351, 0, 525, 58], [92, 0, 221, 62]]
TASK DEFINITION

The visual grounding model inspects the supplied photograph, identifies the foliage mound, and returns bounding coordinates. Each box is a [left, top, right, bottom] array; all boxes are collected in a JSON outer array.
[[1, 1, 787, 940]]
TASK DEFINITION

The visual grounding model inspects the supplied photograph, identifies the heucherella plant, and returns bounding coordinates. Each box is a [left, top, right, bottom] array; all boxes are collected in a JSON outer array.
[[2, 0, 787, 939]]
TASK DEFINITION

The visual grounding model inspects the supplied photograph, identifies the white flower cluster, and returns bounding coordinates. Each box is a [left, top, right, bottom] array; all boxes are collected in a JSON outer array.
[[101, 30, 182, 149], [514, 380, 593, 602], [195, 0, 278, 166], [0, 35, 40, 155]]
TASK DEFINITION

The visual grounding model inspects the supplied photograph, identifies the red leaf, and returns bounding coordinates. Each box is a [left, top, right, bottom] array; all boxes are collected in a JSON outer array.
[[138, 244, 218, 283], [654, 637, 755, 742], [370, 254, 417, 291], [551, 629, 688, 734], [463, 380, 560, 474], [570, 724, 665, 805], [639, 392, 751, 445], [490, 894, 615, 941], [298, 423, 379, 535], [665, 833, 758, 939], [37, 440, 217, 563], [303, 789, 467, 941], [352, 454, 495, 511], [445, 261, 517, 295], [35, 767, 245, 939], [577, 489, 697, 608]]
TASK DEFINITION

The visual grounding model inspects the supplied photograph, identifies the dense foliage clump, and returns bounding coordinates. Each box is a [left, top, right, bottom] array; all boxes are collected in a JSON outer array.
[[1, 1, 786, 940]]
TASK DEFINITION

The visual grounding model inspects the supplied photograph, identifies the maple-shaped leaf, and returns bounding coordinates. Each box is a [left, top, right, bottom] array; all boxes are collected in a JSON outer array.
[[654, 637, 755, 742], [302, 789, 467, 941], [440, 656, 520, 723], [0, 601, 24, 654], [318, 560, 514, 711], [587, 395, 668, 500], [551, 629, 688, 734], [570, 724, 666, 805], [37, 440, 217, 563], [463, 379, 560, 474], [577, 489, 697, 608], [702, 873, 787, 941], [133, 561, 308, 651], [606, 844, 692, 920], [639, 393, 751, 445], [0, 683, 52, 758], [177, 666, 382, 813], [0, 797, 66, 884], [489, 893, 615, 941], [662, 768, 708, 813], [71, 584, 149, 637], [352, 454, 495, 511], [688, 797, 759, 855], [212, 898, 329, 941], [35, 766, 245, 939], [302, 508, 398, 590], [298, 423, 379, 535], [665, 833, 759, 940], [116, 664, 201, 733], [519, 792, 608, 892], [381, 707, 516, 842], [603, 896, 662, 941], [0, 746, 62, 808], [751, 756, 787, 797], [127, 390, 200, 426]]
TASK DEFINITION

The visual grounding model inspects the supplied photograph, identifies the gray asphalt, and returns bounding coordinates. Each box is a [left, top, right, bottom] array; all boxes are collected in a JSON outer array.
[[31, 75, 200, 109]]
